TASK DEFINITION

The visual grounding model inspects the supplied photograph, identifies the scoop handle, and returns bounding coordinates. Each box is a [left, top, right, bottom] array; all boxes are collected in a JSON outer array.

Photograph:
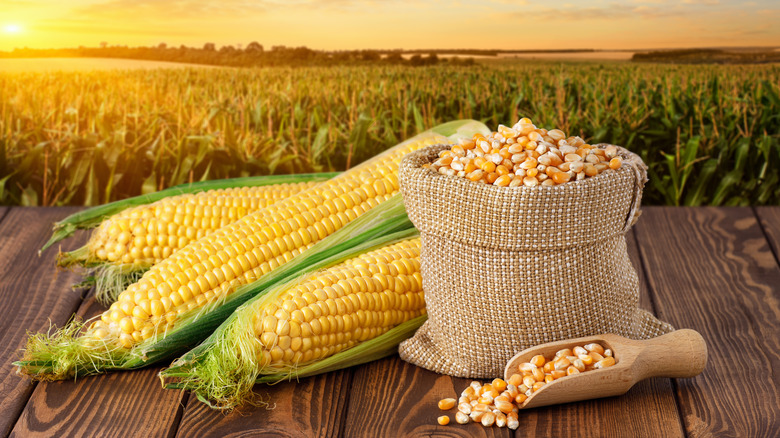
[[634, 329, 708, 380]]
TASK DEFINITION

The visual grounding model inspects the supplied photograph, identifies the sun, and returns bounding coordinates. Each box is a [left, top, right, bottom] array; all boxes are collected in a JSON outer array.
[[3, 24, 23, 34]]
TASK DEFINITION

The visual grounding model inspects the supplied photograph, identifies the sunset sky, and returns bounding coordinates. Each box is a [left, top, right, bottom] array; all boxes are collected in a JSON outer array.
[[1, 0, 778, 52]]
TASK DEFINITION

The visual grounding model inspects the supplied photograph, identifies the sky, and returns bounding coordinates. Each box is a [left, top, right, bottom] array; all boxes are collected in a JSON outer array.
[[1, 0, 778, 52]]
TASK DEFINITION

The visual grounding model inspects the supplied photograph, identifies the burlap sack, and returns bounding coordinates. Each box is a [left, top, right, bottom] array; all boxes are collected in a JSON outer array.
[[398, 144, 673, 378]]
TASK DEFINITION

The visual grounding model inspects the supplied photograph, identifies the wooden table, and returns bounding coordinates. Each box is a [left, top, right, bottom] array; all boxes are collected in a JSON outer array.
[[1, 206, 778, 437]]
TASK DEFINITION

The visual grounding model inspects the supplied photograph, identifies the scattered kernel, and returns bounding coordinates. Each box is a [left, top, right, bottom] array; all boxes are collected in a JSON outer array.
[[437, 415, 450, 426], [438, 398, 457, 410], [438, 342, 615, 430]]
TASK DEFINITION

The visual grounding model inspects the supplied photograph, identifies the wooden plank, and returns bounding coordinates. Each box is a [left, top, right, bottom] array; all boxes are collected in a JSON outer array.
[[344, 230, 682, 437], [755, 206, 780, 263], [176, 370, 353, 437], [345, 356, 508, 438], [0, 207, 87, 437], [11, 286, 187, 437], [635, 207, 780, 437], [517, 379, 682, 436]]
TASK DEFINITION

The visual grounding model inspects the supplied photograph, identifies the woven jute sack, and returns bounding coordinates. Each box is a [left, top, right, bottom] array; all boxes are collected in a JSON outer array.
[[398, 144, 674, 378]]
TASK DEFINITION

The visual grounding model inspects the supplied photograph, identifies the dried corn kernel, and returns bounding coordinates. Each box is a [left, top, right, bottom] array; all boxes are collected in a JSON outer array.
[[442, 342, 616, 430], [438, 398, 457, 410], [428, 118, 623, 187]]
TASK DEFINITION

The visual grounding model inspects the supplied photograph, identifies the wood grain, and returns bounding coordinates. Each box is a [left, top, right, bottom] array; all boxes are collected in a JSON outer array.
[[11, 366, 183, 438], [176, 370, 353, 437], [755, 206, 780, 264], [635, 207, 780, 438], [11, 287, 187, 438], [517, 378, 683, 437], [0, 207, 87, 437], [346, 356, 509, 438]]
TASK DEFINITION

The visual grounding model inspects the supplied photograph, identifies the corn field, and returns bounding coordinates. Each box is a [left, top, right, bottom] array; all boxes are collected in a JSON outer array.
[[1, 61, 778, 206]]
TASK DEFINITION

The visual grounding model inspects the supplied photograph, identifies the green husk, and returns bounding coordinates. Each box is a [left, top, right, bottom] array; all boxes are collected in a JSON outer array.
[[42, 172, 340, 254], [15, 119, 488, 382]]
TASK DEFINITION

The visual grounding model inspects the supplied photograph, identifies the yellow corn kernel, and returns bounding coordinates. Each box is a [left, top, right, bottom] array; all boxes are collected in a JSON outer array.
[[438, 398, 457, 410], [584, 343, 605, 354], [252, 239, 425, 368], [530, 354, 546, 368], [551, 370, 567, 379], [86, 182, 320, 267], [594, 357, 616, 369], [491, 378, 507, 392], [507, 411, 520, 430], [437, 415, 450, 426], [507, 373, 523, 387], [494, 397, 514, 414]]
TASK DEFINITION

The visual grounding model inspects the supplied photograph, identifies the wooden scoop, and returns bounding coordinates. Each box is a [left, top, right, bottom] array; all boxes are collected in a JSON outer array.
[[504, 329, 707, 409]]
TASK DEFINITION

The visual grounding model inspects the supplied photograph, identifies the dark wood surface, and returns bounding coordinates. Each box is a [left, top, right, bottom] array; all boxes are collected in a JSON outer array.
[[1, 206, 778, 438]]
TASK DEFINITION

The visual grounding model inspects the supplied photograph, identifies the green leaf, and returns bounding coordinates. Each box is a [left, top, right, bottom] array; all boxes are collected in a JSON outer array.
[[20, 185, 38, 206]]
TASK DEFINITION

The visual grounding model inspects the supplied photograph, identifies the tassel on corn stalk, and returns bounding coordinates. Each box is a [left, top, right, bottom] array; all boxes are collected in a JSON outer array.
[[160, 233, 426, 410], [15, 120, 489, 381], [51, 174, 337, 304]]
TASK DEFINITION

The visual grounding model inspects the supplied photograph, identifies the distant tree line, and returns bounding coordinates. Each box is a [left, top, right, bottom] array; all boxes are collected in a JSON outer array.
[[0, 43, 478, 67], [632, 48, 780, 64]]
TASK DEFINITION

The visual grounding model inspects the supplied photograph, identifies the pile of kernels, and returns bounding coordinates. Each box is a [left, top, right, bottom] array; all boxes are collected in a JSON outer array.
[[435, 342, 615, 429], [424, 118, 623, 187]]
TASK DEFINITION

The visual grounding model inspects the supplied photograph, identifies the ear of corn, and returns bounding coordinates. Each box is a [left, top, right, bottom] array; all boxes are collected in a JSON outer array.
[[16, 194, 415, 379], [41, 172, 339, 253], [58, 179, 327, 305], [160, 235, 426, 410], [15, 120, 489, 381]]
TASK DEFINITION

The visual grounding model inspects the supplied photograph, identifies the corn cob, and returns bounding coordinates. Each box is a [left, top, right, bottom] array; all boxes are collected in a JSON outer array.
[[161, 236, 425, 410], [59, 181, 323, 304], [252, 238, 424, 369], [15, 120, 489, 381], [42, 173, 338, 253], [80, 182, 321, 266]]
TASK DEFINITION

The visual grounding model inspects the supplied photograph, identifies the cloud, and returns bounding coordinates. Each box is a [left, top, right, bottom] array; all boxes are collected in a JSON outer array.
[[507, 3, 680, 21], [73, 0, 410, 20], [36, 18, 199, 37], [73, 0, 269, 20], [682, 0, 719, 4]]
